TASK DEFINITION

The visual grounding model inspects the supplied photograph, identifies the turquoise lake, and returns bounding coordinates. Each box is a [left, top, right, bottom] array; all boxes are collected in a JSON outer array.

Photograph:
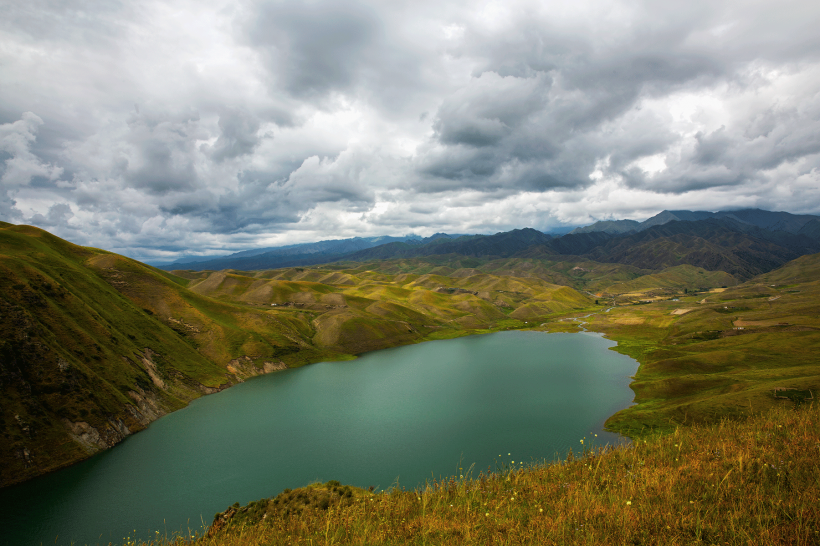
[[0, 330, 638, 545]]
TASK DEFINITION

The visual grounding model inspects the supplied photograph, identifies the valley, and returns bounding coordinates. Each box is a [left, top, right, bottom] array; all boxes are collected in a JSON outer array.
[[2, 209, 819, 498]]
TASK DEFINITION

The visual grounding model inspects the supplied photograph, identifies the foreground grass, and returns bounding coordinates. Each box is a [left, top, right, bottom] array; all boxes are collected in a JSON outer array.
[[133, 403, 819, 545]]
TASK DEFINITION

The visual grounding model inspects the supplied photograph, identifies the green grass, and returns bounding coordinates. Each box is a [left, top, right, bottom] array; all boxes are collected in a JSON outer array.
[[589, 257, 820, 436]]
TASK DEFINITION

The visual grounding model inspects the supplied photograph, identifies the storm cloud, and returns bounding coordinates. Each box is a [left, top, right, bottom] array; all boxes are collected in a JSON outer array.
[[1, 0, 819, 260]]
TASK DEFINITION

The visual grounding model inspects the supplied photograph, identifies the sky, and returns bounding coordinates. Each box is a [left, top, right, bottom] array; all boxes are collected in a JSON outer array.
[[2, 0, 820, 261]]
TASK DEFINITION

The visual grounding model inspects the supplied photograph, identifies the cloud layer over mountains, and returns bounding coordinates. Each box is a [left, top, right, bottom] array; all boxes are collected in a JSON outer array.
[[2, 0, 820, 260]]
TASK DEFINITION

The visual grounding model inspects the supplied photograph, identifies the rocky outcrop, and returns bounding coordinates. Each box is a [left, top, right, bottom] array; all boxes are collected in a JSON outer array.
[[63, 418, 132, 454], [127, 388, 167, 424], [138, 349, 167, 389], [263, 361, 287, 373], [226, 356, 288, 380]]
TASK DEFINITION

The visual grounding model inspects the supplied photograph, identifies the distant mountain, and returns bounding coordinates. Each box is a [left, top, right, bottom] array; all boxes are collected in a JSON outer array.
[[159, 209, 820, 280], [581, 218, 820, 278], [344, 228, 552, 261], [158, 235, 427, 272], [573, 209, 820, 236], [340, 215, 820, 280], [569, 219, 640, 235]]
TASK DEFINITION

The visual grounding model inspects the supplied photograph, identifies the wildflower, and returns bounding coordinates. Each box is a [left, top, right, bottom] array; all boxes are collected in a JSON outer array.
[[626, 501, 632, 506], [539, 508, 543, 513], [580, 439, 584, 445], [485, 513, 489, 517]]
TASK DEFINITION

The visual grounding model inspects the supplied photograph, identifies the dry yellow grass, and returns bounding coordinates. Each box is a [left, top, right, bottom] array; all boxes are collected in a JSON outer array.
[[132, 403, 820, 546]]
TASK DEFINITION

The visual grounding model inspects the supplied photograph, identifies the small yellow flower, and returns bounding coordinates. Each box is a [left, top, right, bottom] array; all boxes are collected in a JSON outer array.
[[626, 501, 632, 506]]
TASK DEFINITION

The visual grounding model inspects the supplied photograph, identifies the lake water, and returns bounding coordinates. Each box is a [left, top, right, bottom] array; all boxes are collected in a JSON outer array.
[[0, 331, 638, 545]]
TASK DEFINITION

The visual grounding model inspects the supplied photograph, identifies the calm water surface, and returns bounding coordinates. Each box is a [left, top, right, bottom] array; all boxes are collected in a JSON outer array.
[[0, 331, 637, 545]]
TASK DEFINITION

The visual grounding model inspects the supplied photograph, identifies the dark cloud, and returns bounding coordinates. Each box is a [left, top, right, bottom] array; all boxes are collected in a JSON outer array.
[[209, 108, 262, 162], [433, 73, 550, 147], [245, 0, 381, 98], [124, 108, 203, 194], [29, 202, 73, 227]]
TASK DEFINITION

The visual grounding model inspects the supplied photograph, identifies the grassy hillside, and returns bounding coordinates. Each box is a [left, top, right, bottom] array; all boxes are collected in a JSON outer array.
[[600, 265, 737, 298], [0, 224, 234, 485], [578, 253, 820, 435], [134, 402, 820, 545]]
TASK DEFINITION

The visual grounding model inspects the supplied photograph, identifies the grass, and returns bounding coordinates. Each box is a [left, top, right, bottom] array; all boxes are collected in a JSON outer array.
[[585, 257, 820, 436], [127, 402, 820, 545]]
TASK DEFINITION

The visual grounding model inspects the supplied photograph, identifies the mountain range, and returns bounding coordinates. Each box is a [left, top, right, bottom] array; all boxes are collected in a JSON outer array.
[[159, 209, 820, 279]]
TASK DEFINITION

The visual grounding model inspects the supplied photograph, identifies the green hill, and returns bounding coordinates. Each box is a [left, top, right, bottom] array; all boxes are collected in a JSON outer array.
[[0, 224, 229, 485], [584, 253, 820, 434]]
